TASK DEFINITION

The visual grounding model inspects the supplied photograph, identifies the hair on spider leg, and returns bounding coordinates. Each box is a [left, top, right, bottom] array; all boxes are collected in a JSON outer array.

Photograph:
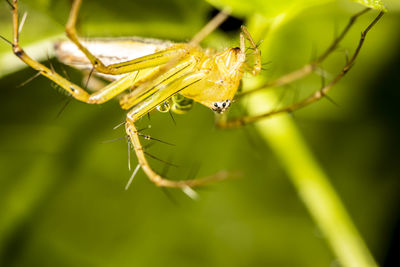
[[182, 186, 199, 200], [182, 162, 202, 199], [160, 186, 180, 205], [256, 39, 263, 49], [341, 48, 350, 65], [333, 18, 340, 45], [291, 83, 300, 109], [45, 51, 56, 74], [114, 121, 153, 131], [5, 0, 14, 10], [323, 94, 340, 107], [319, 66, 326, 90], [159, 155, 226, 197], [310, 42, 318, 64], [127, 137, 132, 170], [47, 75, 76, 107], [50, 81, 70, 96], [260, 61, 273, 72], [50, 82, 70, 98], [84, 67, 94, 90], [316, 72, 340, 108], [60, 65, 71, 81], [113, 121, 126, 130], [314, 65, 333, 80], [160, 155, 174, 178], [186, 161, 201, 181], [125, 163, 141, 190], [168, 110, 176, 126], [54, 97, 72, 119], [0, 34, 12, 46], [157, 155, 180, 205], [101, 135, 128, 144], [270, 84, 292, 112], [261, 61, 272, 67], [315, 67, 340, 107], [242, 60, 271, 74], [142, 141, 156, 150], [137, 132, 175, 146], [48, 65, 74, 119], [245, 39, 263, 50], [16, 71, 41, 88], [244, 46, 260, 55], [144, 151, 179, 168], [18, 11, 27, 35], [136, 125, 152, 133]]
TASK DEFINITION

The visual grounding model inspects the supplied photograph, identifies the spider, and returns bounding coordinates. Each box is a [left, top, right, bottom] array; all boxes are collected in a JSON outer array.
[[3, 0, 383, 191]]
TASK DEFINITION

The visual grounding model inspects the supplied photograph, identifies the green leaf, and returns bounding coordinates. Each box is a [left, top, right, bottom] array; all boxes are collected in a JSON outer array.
[[205, 0, 333, 17], [352, 0, 387, 12], [0, 1, 398, 267]]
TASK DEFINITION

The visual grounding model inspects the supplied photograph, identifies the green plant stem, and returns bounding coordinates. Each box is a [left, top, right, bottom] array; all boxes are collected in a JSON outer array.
[[245, 91, 378, 267], [242, 11, 380, 266]]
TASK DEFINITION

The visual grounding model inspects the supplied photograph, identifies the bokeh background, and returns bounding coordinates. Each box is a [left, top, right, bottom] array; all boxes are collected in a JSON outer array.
[[0, 0, 399, 266]]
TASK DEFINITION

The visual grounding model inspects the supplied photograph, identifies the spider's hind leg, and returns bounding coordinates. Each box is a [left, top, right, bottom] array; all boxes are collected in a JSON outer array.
[[217, 10, 383, 129], [65, 0, 186, 76], [124, 71, 233, 188], [237, 8, 373, 100]]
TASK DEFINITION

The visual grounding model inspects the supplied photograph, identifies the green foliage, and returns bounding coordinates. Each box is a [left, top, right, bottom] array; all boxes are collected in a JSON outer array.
[[0, 0, 399, 266], [206, 0, 333, 17], [352, 0, 387, 11], [206, 0, 387, 17]]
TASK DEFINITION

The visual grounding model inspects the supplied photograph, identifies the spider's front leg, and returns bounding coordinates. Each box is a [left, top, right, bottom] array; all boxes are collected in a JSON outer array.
[[237, 8, 372, 99], [7, 0, 192, 105], [8, 0, 88, 101], [125, 72, 231, 188], [217, 10, 384, 129], [65, 0, 187, 76]]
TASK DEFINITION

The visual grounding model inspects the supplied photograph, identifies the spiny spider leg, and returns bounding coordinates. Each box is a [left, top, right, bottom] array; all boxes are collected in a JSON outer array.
[[237, 8, 372, 99], [66, 0, 231, 75], [8, 0, 232, 189], [124, 72, 232, 188], [218, 10, 384, 129], [65, 0, 185, 75]]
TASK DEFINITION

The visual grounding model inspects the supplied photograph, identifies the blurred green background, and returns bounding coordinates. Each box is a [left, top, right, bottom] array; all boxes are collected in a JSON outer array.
[[0, 0, 399, 266]]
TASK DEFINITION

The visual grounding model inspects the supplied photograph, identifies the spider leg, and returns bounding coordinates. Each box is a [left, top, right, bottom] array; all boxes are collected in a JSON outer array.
[[240, 26, 261, 76], [237, 8, 372, 99], [8, 0, 190, 105], [190, 7, 230, 45], [120, 54, 198, 110], [125, 72, 231, 188], [217, 10, 384, 129], [66, 0, 188, 75]]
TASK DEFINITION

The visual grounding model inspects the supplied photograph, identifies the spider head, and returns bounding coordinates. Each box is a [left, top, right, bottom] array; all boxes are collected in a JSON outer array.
[[211, 99, 231, 113], [180, 46, 248, 113]]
